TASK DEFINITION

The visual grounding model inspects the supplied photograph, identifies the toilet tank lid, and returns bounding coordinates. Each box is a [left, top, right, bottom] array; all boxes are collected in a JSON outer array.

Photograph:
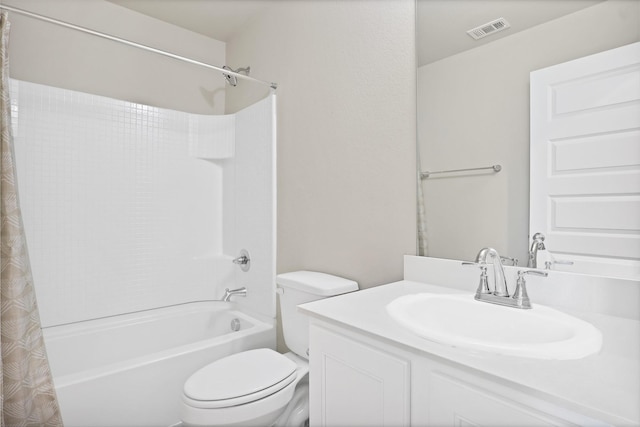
[[276, 271, 358, 296]]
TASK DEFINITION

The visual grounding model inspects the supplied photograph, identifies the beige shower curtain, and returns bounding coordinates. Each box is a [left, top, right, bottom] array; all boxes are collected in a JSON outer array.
[[0, 12, 63, 427], [417, 170, 428, 256], [416, 144, 428, 256]]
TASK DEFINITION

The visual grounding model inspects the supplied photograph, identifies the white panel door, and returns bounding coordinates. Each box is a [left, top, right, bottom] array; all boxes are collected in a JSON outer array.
[[530, 42, 640, 279]]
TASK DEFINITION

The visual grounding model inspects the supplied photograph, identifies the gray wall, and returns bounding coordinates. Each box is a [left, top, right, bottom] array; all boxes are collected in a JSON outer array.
[[226, 0, 417, 289]]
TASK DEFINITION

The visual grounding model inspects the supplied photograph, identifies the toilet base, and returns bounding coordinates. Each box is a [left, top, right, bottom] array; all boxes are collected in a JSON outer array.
[[181, 406, 286, 427], [274, 379, 309, 427]]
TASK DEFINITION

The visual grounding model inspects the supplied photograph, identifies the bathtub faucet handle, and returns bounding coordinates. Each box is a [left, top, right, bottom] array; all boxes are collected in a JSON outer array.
[[232, 255, 249, 265], [232, 249, 251, 272], [222, 287, 247, 302]]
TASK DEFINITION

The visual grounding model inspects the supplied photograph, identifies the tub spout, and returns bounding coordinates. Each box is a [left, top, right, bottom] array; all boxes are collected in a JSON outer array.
[[222, 287, 247, 302]]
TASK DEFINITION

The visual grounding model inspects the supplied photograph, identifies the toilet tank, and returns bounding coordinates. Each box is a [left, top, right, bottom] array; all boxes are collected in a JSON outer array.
[[277, 271, 358, 359]]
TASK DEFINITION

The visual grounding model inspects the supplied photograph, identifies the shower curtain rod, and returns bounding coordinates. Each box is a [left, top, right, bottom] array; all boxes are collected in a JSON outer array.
[[0, 4, 278, 90]]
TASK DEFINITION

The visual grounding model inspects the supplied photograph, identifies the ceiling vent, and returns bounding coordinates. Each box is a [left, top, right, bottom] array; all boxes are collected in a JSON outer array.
[[466, 18, 511, 40]]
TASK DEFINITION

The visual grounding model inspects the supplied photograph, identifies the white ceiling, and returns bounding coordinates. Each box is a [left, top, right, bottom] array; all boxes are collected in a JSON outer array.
[[107, 0, 272, 42], [108, 0, 606, 66], [417, 0, 605, 66]]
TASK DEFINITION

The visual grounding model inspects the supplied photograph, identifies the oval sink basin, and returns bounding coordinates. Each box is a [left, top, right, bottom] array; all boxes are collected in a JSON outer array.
[[386, 293, 602, 360]]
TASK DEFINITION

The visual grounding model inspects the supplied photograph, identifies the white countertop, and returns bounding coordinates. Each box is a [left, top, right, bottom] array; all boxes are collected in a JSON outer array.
[[300, 279, 640, 426]]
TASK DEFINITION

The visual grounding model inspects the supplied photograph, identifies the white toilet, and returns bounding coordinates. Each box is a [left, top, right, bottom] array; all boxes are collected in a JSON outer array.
[[180, 271, 358, 427]]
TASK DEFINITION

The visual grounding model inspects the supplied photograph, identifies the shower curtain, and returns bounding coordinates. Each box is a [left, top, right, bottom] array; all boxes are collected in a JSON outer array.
[[0, 12, 63, 427], [416, 146, 428, 256], [417, 171, 428, 256]]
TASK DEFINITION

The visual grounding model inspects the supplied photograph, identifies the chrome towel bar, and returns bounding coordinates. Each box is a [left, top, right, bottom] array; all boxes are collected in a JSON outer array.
[[420, 164, 501, 179]]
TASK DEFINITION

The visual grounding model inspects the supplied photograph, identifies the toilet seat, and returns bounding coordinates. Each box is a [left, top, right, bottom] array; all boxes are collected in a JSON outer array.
[[183, 348, 298, 409]]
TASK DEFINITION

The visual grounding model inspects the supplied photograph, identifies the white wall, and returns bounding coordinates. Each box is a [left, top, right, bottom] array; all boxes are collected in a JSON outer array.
[[3, 0, 227, 114], [418, 0, 640, 264], [226, 0, 417, 290]]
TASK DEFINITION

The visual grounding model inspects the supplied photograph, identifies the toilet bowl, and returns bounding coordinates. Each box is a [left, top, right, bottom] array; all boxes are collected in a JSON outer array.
[[180, 271, 358, 427]]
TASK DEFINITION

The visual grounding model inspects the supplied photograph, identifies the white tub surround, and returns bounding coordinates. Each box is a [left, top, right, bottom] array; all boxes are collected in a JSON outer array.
[[11, 78, 277, 326], [301, 256, 640, 426], [44, 302, 275, 427]]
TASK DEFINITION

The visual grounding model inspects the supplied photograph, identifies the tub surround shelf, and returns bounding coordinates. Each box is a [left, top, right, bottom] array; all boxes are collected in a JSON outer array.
[[300, 256, 640, 426]]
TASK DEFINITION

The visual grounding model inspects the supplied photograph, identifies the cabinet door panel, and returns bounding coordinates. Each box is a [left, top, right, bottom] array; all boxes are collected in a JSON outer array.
[[309, 324, 410, 427], [427, 371, 575, 427]]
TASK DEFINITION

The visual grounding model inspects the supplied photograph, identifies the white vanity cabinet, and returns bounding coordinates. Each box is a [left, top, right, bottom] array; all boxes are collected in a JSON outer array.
[[309, 323, 411, 426], [417, 362, 603, 427], [302, 258, 639, 426], [309, 320, 609, 427]]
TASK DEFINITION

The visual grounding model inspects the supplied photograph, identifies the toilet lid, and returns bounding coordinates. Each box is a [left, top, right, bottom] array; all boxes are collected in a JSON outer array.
[[184, 348, 297, 407]]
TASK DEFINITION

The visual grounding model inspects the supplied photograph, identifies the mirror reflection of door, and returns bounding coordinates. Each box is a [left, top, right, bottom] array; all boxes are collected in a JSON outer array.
[[530, 42, 640, 279]]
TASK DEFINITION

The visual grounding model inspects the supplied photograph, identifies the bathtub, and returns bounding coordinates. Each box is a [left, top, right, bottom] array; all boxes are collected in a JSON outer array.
[[42, 301, 275, 427]]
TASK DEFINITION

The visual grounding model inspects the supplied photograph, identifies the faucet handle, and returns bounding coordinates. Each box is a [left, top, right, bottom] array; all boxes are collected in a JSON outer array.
[[519, 269, 549, 277], [462, 262, 490, 296], [232, 256, 249, 265], [476, 265, 490, 296], [500, 256, 518, 266], [544, 259, 574, 270], [513, 269, 548, 309], [232, 249, 251, 272]]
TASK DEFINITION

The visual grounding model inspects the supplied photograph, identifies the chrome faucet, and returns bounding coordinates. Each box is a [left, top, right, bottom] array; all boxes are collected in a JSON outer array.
[[464, 247, 548, 309], [474, 247, 509, 297], [221, 287, 247, 302], [527, 232, 546, 268]]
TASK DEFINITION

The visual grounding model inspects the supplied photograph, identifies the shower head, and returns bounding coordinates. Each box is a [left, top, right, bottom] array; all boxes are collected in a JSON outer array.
[[222, 65, 251, 87]]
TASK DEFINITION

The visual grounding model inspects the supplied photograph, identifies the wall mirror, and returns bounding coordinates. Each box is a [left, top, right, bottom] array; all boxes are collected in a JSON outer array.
[[416, 0, 640, 279]]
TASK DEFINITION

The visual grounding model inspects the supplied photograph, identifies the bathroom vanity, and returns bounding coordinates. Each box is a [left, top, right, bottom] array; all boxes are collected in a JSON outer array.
[[300, 256, 640, 426]]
